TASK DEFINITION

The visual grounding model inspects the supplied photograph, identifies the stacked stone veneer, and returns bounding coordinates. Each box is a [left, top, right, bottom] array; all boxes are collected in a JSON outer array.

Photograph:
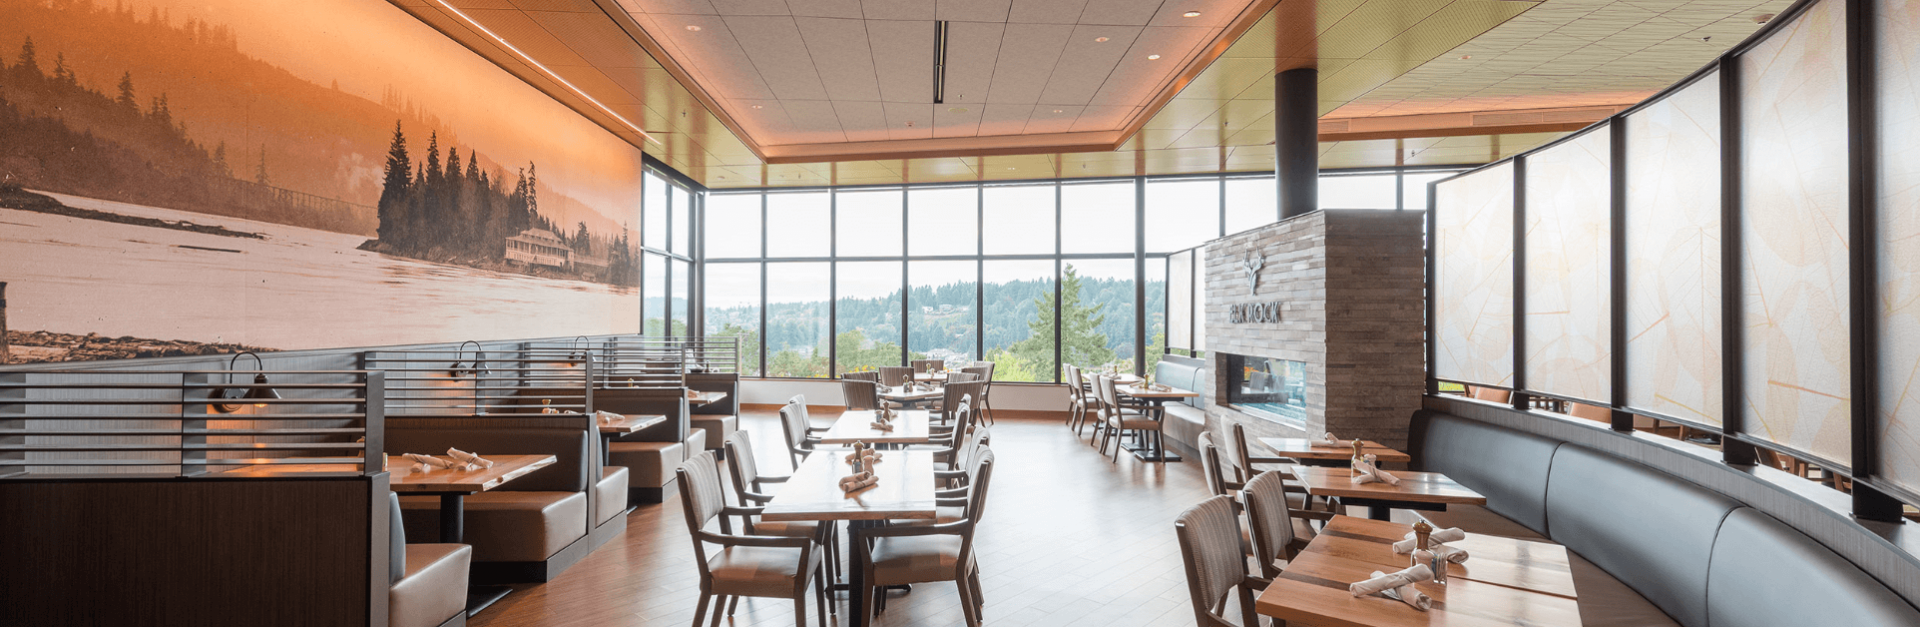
[[1203, 209, 1426, 451]]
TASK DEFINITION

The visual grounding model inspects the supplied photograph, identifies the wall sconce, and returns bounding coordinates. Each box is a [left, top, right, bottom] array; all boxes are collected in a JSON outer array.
[[210, 351, 280, 414], [449, 340, 489, 378], [566, 336, 590, 367]]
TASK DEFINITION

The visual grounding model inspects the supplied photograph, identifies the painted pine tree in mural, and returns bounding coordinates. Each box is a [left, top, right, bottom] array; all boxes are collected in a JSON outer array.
[[367, 121, 637, 287]]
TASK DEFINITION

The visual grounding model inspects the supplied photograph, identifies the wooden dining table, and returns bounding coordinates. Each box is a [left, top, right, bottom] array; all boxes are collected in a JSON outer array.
[[1289, 464, 1487, 521], [818, 409, 934, 446], [688, 390, 729, 405], [762, 449, 940, 627], [596, 413, 667, 464], [1259, 437, 1413, 465], [1257, 516, 1582, 627], [878, 384, 943, 408], [1115, 384, 1197, 462]]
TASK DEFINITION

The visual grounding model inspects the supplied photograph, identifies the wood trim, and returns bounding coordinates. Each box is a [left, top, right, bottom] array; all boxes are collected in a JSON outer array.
[[1317, 121, 1601, 142], [1113, 0, 1282, 150], [585, 0, 770, 162]]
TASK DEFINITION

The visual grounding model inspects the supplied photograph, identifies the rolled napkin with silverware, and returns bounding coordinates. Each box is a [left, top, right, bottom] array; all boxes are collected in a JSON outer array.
[[447, 448, 494, 470], [595, 410, 624, 425], [1351, 455, 1402, 486], [403, 453, 457, 470], [1313, 431, 1343, 447], [1392, 527, 1466, 553], [870, 420, 895, 431], [839, 470, 876, 492], [1415, 545, 1470, 564], [1350, 564, 1434, 610]]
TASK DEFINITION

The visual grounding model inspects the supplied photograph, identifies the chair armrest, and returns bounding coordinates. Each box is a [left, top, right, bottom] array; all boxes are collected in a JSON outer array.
[[739, 491, 776, 504], [758, 475, 791, 483], [702, 531, 814, 548], [933, 469, 967, 480], [934, 487, 967, 498], [1292, 509, 1335, 522], [935, 497, 968, 506]]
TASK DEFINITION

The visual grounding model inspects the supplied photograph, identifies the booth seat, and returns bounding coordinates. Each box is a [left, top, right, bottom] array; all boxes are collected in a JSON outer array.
[[598, 387, 693, 503], [388, 492, 470, 627], [386, 421, 612, 582], [687, 372, 741, 457], [1152, 355, 1210, 456], [1408, 410, 1920, 627]]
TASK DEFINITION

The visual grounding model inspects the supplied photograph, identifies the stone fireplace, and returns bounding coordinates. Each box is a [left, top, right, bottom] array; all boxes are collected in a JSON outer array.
[[1202, 209, 1426, 451]]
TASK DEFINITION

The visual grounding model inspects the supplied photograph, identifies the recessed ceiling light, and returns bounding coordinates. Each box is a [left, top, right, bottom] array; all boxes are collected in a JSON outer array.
[[1182, 11, 1201, 18], [1459, 55, 1472, 60], [1052, 109, 1064, 113], [1007, 167, 1017, 170], [1147, 54, 1162, 60], [1095, 36, 1110, 42], [751, 104, 763, 109], [1754, 13, 1774, 24], [686, 24, 702, 31], [949, 107, 969, 113]]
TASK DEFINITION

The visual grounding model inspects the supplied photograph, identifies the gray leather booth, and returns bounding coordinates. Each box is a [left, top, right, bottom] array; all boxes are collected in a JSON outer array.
[[388, 492, 471, 627], [1152, 354, 1210, 457], [596, 387, 701, 503], [386, 416, 625, 583], [686, 372, 741, 457], [1409, 404, 1920, 627]]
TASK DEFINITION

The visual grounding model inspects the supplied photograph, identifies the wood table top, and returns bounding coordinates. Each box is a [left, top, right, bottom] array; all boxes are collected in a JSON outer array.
[[1290, 465, 1488, 506], [1258, 516, 1581, 627], [818, 410, 934, 445], [1259, 437, 1413, 463], [223, 454, 556, 494], [599, 414, 668, 434], [689, 390, 729, 405], [878, 385, 944, 402], [760, 450, 939, 522], [1306, 517, 1577, 599], [1118, 384, 1198, 399]]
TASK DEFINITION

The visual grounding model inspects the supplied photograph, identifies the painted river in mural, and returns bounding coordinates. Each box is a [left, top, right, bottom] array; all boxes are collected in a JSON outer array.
[[1, 189, 638, 350]]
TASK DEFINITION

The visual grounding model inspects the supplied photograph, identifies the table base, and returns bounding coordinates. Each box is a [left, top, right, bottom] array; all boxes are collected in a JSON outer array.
[[1336, 497, 1444, 521], [1120, 440, 1182, 462], [466, 584, 513, 615]]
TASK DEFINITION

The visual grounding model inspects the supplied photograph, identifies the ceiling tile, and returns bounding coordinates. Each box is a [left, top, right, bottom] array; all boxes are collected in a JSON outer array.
[[1036, 25, 1142, 106], [1023, 105, 1084, 134], [941, 21, 1006, 104], [863, 0, 937, 20], [1008, 0, 1090, 24], [984, 23, 1076, 104], [796, 17, 885, 101], [938, 0, 1014, 22], [933, 104, 985, 137], [978, 103, 1037, 136], [869, 19, 941, 103], [834, 101, 894, 141], [727, 16, 832, 100]]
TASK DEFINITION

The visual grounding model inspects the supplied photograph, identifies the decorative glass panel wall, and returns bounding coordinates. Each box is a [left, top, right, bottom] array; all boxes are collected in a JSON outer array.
[[704, 263, 762, 376], [984, 260, 1057, 382], [836, 189, 903, 257], [982, 184, 1055, 255], [1626, 72, 1723, 425], [1878, 0, 1920, 493], [1434, 162, 1515, 387], [706, 194, 762, 258], [834, 261, 903, 373], [1739, 0, 1851, 465], [1060, 181, 1136, 254], [909, 261, 977, 364], [767, 192, 830, 258], [1169, 251, 1193, 349], [1062, 259, 1136, 372], [909, 187, 980, 256], [766, 262, 831, 377], [1146, 178, 1220, 253], [1523, 126, 1612, 402]]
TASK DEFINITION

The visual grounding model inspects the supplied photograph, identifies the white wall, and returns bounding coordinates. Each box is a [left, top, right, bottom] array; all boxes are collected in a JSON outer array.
[[740, 379, 1069, 412]]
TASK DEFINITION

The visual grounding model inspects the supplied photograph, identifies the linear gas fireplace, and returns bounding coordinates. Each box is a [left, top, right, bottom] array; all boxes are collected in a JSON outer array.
[[1224, 353, 1308, 425]]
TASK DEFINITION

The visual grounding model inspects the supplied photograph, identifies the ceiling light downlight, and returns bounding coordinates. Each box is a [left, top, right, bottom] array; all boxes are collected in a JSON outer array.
[[1095, 36, 1110, 42], [949, 107, 969, 113], [1147, 54, 1162, 60], [686, 24, 702, 31], [1182, 11, 1201, 17]]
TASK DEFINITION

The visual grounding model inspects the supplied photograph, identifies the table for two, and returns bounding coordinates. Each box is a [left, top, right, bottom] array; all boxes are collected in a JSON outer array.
[[1113, 383, 1197, 462], [1257, 438, 1482, 521], [762, 410, 942, 627], [1258, 516, 1582, 626]]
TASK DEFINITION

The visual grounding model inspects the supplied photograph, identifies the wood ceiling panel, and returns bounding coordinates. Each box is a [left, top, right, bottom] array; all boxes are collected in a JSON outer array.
[[528, 10, 660, 67], [727, 16, 832, 100], [933, 105, 986, 138], [796, 17, 884, 101], [459, 8, 597, 65]]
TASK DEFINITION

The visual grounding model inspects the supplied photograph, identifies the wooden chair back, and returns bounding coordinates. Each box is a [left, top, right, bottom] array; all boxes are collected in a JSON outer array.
[[842, 379, 881, 410], [877, 366, 913, 387], [1173, 495, 1257, 627]]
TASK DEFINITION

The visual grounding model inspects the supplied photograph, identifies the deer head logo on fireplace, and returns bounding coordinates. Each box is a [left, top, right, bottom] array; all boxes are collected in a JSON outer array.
[[1242, 253, 1265, 294]]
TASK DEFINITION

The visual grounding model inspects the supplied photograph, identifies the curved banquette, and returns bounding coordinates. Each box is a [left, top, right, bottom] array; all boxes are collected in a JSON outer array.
[[1152, 355, 1211, 455], [1410, 397, 1920, 627]]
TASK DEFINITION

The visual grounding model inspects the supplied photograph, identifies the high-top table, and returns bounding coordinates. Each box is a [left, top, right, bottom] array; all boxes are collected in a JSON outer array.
[[1259, 437, 1413, 466], [1257, 516, 1582, 627], [818, 409, 934, 446], [763, 450, 939, 627], [1289, 465, 1486, 521]]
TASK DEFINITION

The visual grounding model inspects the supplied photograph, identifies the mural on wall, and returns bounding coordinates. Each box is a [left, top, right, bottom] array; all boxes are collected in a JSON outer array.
[[0, 0, 643, 363]]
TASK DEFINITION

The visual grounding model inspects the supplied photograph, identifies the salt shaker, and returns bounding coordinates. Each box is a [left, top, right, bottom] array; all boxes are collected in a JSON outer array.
[[1413, 520, 1447, 585]]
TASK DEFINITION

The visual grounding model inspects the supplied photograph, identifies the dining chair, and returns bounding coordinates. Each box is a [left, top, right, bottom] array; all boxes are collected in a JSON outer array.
[[1227, 423, 1328, 519], [841, 379, 882, 411], [722, 431, 840, 588], [937, 380, 987, 425], [1198, 433, 1243, 501], [675, 450, 830, 627], [1096, 374, 1159, 463], [1467, 385, 1511, 403], [856, 453, 996, 627], [1062, 364, 1089, 434], [1568, 401, 1611, 424], [910, 359, 945, 374], [922, 397, 976, 469], [877, 366, 913, 387], [1173, 495, 1266, 627], [907, 430, 991, 527], [1241, 471, 1326, 582], [843, 371, 880, 383], [778, 396, 827, 469], [962, 363, 995, 423]]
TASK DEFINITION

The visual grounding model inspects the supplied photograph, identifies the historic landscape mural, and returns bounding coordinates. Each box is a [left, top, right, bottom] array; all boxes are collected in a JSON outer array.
[[0, 0, 645, 362]]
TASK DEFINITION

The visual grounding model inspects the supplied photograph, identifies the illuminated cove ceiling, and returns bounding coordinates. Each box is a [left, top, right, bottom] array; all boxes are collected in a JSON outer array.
[[393, 0, 1791, 187]]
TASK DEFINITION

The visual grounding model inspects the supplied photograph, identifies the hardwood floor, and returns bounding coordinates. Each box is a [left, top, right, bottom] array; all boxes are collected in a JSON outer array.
[[470, 409, 1221, 627]]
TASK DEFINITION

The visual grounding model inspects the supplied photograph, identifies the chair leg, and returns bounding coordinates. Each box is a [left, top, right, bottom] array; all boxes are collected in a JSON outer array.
[[794, 595, 807, 627], [815, 563, 830, 625], [969, 563, 985, 617], [726, 595, 738, 616], [691, 590, 712, 627], [711, 596, 727, 627], [957, 578, 981, 627]]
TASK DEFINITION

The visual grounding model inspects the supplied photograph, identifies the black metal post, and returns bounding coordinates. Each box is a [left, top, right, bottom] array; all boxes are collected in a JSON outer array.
[[1719, 59, 1756, 466], [1511, 157, 1530, 411], [1610, 120, 1634, 433], [1276, 68, 1318, 219], [1845, 0, 1902, 521]]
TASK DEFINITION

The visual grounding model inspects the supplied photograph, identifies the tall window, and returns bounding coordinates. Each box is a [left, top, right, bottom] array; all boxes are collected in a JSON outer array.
[[1061, 181, 1135, 254], [983, 184, 1056, 255], [704, 263, 762, 376], [910, 261, 978, 364], [1062, 259, 1136, 372], [835, 261, 904, 373], [767, 192, 830, 258], [641, 166, 697, 336], [765, 262, 831, 377], [1146, 178, 1220, 253], [836, 189, 902, 257], [909, 187, 979, 256], [984, 260, 1057, 382], [706, 193, 761, 259]]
